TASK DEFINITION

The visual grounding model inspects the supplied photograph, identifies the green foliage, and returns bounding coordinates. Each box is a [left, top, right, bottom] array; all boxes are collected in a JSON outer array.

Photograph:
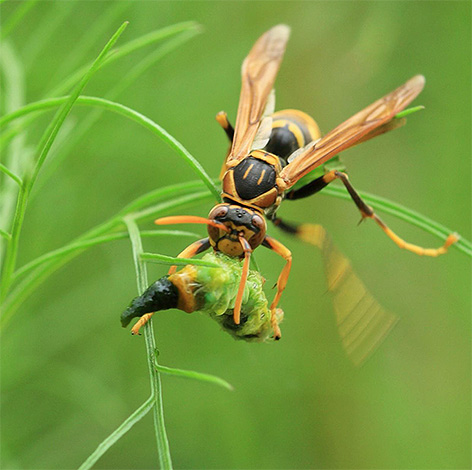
[[1, 2, 470, 469]]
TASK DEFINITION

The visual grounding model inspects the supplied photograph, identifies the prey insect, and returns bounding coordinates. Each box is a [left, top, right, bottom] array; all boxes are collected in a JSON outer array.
[[132, 24, 458, 347]]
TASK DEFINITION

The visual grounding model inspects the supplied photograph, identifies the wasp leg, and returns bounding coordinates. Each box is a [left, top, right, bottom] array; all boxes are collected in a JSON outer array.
[[217, 111, 235, 179], [131, 313, 154, 336], [168, 238, 211, 275], [287, 170, 458, 257], [262, 236, 292, 340], [216, 111, 234, 142], [233, 234, 252, 326]]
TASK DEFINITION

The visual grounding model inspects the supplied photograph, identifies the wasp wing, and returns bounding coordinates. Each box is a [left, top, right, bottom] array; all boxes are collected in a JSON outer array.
[[298, 224, 398, 366], [280, 75, 425, 189], [226, 25, 290, 166], [251, 89, 276, 150]]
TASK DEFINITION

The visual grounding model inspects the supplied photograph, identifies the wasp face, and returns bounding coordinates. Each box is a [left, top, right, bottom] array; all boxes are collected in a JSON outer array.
[[207, 203, 266, 257]]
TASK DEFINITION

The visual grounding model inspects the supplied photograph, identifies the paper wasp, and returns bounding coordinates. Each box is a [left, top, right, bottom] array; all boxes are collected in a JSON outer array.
[[131, 25, 457, 355]]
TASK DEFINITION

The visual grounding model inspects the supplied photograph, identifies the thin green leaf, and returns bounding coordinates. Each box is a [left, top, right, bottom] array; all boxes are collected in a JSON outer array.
[[11, 230, 199, 283], [155, 363, 234, 391], [0, 162, 22, 186], [0, 229, 11, 241], [35, 26, 202, 195], [56, 21, 199, 96], [141, 252, 220, 268], [0, 22, 201, 153], [1, 22, 129, 301], [0, 40, 27, 262], [124, 216, 173, 469], [1, 186, 211, 328], [0, 95, 220, 200], [395, 105, 425, 119], [78, 396, 154, 470], [132, 192, 213, 223], [51, 2, 131, 83]]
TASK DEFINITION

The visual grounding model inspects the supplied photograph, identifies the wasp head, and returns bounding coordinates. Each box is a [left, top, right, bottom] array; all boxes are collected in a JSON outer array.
[[207, 203, 266, 257]]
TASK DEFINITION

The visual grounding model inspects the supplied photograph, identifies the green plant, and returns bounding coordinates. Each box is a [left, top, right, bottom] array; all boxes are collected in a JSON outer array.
[[1, 6, 470, 469]]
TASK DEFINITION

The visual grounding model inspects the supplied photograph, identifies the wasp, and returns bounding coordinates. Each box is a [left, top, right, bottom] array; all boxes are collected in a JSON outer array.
[[132, 24, 457, 345]]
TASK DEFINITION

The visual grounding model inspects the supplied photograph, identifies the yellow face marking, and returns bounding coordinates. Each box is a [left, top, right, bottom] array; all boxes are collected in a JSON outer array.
[[257, 169, 266, 185], [243, 163, 254, 179]]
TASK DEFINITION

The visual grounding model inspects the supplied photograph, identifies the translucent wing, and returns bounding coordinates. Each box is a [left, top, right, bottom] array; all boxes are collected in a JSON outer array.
[[251, 89, 276, 150], [298, 224, 398, 366], [280, 75, 425, 189], [227, 25, 290, 166]]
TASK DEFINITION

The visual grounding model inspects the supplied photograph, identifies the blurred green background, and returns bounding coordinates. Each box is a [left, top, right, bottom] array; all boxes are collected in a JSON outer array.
[[1, 1, 470, 469]]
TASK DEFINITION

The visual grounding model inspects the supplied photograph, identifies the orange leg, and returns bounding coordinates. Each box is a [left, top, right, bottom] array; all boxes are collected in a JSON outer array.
[[233, 234, 252, 325], [215, 111, 234, 142], [216, 111, 234, 179], [323, 170, 458, 256], [167, 238, 210, 275], [262, 236, 292, 340], [131, 313, 154, 336]]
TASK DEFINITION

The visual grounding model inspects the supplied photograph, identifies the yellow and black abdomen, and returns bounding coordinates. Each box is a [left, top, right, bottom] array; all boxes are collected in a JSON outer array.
[[264, 109, 321, 161]]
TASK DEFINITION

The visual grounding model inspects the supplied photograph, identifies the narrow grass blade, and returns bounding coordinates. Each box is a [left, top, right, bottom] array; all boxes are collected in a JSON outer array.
[[51, 2, 131, 83], [0, 40, 27, 262], [78, 396, 154, 470], [29, 23, 129, 187], [395, 105, 424, 119], [132, 192, 213, 222], [1, 186, 211, 328], [0, 22, 129, 300], [56, 21, 199, 96], [124, 216, 173, 469], [0, 22, 201, 152], [11, 230, 199, 283], [141, 252, 220, 268], [0, 229, 11, 241], [155, 363, 234, 391], [0, 163, 22, 186], [35, 24, 201, 194], [0, 95, 220, 200]]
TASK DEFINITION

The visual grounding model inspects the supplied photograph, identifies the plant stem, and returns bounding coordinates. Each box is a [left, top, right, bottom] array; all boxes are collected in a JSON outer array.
[[78, 396, 154, 470], [11, 230, 199, 283], [154, 363, 234, 391], [0, 22, 129, 300], [124, 216, 173, 469], [0, 187, 213, 329], [141, 252, 220, 268], [0, 95, 220, 200]]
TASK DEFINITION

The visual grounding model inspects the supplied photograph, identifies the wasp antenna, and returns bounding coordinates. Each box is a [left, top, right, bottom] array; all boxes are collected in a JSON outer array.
[[155, 216, 230, 232]]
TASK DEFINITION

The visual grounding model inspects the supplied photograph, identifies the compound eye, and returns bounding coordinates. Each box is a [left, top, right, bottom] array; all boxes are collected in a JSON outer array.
[[251, 214, 265, 231], [209, 205, 228, 220]]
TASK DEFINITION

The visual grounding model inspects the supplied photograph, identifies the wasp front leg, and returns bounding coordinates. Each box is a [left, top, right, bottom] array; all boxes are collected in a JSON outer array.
[[233, 234, 253, 326], [287, 170, 458, 256], [262, 236, 292, 340], [168, 238, 211, 275]]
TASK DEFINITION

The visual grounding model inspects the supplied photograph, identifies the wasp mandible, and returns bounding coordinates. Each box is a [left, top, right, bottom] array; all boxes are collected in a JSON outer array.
[[133, 24, 457, 342]]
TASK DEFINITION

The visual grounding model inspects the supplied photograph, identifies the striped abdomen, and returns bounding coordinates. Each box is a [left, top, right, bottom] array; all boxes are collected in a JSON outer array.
[[264, 109, 321, 161]]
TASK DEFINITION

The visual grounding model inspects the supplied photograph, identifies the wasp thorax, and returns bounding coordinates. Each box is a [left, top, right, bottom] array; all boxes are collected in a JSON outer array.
[[207, 203, 267, 257]]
